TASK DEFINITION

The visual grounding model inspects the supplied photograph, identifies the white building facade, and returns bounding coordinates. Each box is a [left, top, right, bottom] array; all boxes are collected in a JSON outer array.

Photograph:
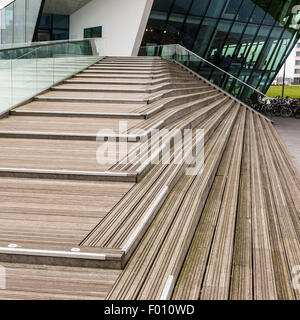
[[294, 39, 300, 84], [70, 0, 154, 56]]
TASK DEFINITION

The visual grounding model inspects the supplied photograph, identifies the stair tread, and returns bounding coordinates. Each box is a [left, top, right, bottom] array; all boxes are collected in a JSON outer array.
[[0, 55, 299, 301]]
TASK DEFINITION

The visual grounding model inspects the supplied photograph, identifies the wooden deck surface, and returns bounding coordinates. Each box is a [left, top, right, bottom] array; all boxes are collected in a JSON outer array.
[[0, 178, 133, 247], [15, 101, 145, 114], [0, 138, 135, 171], [0, 56, 299, 300], [0, 116, 142, 135], [0, 263, 120, 300]]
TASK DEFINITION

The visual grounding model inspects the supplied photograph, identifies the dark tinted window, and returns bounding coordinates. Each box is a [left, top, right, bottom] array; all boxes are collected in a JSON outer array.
[[142, 0, 300, 93], [84, 26, 102, 38]]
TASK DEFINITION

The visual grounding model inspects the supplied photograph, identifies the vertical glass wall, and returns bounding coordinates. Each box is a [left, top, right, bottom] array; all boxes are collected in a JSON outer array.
[[142, 0, 300, 93], [37, 13, 69, 41], [0, 0, 42, 47]]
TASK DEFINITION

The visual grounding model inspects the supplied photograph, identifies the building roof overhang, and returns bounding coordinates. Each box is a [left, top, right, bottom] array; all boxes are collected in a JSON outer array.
[[43, 0, 93, 15]]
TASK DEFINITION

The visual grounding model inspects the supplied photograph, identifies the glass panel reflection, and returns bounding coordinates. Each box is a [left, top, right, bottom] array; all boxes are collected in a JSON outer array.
[[0, 0, 42, 47], [0, 39, 99, 115], [142, 0, 300, 93]]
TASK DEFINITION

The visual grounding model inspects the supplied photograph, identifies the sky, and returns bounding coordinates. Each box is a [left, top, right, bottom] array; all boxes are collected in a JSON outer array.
[[277, 46, 296, 78], [0, 0, 14, 10]]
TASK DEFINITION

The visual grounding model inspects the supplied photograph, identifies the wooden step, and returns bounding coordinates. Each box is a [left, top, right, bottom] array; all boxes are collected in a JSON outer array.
[[51, 82, 205, 94], [199, 108, 246, 300], [1, 54, 299, 299], [255, 115, 300, 299], [67, 77, 200, 86], [106, 105, 239, 299], [13, 100, 146, 116], [0, 177, 133, 268], [81, 103, 236, 265], [173, 109, 246, 300], [0, 262, 121, 299], [0, 115, 142, 137], [112, 97, 231, 176], [137, 107, 242, 300]]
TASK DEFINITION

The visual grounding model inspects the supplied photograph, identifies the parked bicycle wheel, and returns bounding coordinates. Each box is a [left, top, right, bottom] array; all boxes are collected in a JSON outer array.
[[281, 107, 293, 118], [272, 106, 281, 117], [265, 106, 273, 116], [294, 107, 300, 119]]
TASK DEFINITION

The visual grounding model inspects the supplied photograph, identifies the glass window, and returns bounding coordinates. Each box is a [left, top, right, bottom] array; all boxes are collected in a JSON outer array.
[[192, 18, 217, 57], [152, 0, 173, 12], [53, 14, 69, 29], [297, 51, 300, 56], [222, 0, 241, 19], [172, 0, 193, 14], [52, 29, 68, 40], [236, 0, 255, 22], [14, 0, 26, 43], [1, 0, 41, 45], [189, 0, 210, 17], [206, 0, 226, 18], [266, 37, 283, 71], [296, 60, 300, 65], [37, 13, 69, 41], [248, 25, 272, 67], [143, 13, 167, 45], [181, 15, 202, 48], [163, 12, 185, 44], [235, 23, 257, 61], [142, 0, 300, 94], [26, 0, 42, 42], [250, 5, 267, 24], [206, 20, 232, 58], [1, 3, 13, 44], [271, 30, 292, 71], [168, 13, 185, 24], [262, 0, 281, 26], [277, 33, 297, 69], [149, 10, 168, 20], [223, 22, 247, 57], [84, 26, 102, 39], [260, 27, 282, 70], [39, 13, 52, 29], [295, 69, 300, 74]]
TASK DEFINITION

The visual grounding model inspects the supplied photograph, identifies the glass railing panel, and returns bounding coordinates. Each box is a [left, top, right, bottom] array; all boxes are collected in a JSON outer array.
[[0, 59, 12, 110], [140, 44, 268, 114], [11, 49, 39, 105], [0, 39, 100, 115], [36, 46, 54, 93]]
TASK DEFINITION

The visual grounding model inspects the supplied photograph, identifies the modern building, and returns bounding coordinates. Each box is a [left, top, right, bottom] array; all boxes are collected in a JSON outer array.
[[1, 0, 300, 93], [0, 0, 300, 302], [272, 76, 293, 86], [294, 39, 300, 83]]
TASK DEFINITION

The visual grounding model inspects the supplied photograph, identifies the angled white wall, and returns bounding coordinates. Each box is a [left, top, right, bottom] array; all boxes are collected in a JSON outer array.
[[70, 0, 153, 56]]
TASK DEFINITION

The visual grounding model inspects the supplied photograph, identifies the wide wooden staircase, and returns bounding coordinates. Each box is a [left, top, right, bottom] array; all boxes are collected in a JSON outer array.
[[0, 56, 299, 300]]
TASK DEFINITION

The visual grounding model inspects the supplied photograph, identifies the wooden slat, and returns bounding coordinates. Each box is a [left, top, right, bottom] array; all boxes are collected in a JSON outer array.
[[0, 138, 135, 172], [249, 111, 277, 300], [81, 102, 234, 251], [229, 110, 253, 300], [173, 107, 245, 300], [199, 108, 245, 300], [0, 178, 133, 247], [0, 263, 120, 300], [1, 55, 299, 300], [256, 114, 299, 299], [107, 105, 239, 300]]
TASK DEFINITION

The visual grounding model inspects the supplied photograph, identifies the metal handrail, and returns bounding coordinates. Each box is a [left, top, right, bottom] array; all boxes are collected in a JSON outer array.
[[15, 46, 39, 60], [141, 43, 269, 99]]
